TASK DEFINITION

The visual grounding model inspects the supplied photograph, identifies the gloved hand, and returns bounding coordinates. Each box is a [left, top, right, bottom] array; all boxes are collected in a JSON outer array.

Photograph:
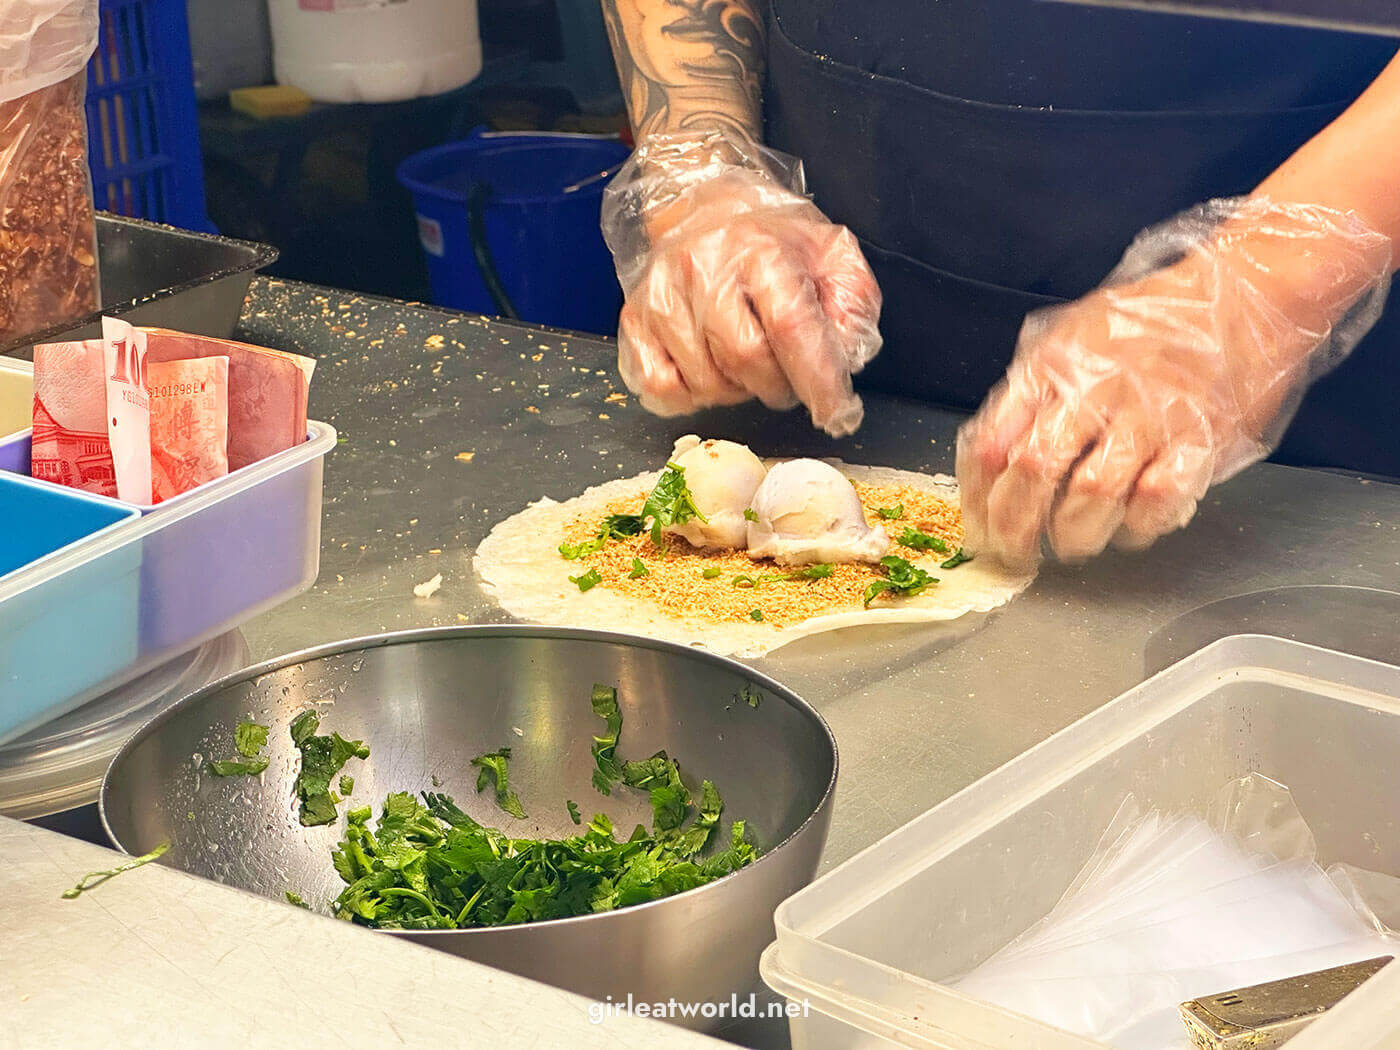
[[957, 197, 1392, 569], [601, 130, 882, 438]]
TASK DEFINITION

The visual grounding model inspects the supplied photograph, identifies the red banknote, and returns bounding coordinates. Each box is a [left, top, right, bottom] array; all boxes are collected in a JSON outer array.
[[31, 338, 117, 498], [32, 323, 315, 503], [148, 356, 230, 504], [143, 329, 315, 471]]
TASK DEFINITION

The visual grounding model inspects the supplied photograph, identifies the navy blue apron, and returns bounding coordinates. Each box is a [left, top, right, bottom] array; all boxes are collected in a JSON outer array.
[[764, 0, 1400, 477]]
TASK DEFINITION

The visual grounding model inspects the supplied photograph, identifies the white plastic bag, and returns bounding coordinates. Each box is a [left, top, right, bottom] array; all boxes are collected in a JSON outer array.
[[952, 774, 1398, 1050]]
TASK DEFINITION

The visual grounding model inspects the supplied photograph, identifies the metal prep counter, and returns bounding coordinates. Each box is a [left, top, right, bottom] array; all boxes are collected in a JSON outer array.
[[4, 276, 1398, 1048]]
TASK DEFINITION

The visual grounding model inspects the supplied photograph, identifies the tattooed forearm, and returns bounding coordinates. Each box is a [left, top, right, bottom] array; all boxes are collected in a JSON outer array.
[[600, 0, 765, 142]]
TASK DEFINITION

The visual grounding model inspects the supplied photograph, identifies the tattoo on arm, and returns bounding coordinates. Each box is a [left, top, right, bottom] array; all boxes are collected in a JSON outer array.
[[601, 0, 765, 142]]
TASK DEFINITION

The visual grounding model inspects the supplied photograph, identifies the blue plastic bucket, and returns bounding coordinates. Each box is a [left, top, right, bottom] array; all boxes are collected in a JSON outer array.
[[397, 130, 631, 335]]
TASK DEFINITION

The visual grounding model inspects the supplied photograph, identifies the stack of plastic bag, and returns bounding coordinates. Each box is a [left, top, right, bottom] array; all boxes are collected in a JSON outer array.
[[952, 774, 1397, 1050]]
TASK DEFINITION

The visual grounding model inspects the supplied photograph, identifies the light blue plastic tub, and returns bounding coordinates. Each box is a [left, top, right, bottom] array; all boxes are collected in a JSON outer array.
[[0, 474, 141, 745]]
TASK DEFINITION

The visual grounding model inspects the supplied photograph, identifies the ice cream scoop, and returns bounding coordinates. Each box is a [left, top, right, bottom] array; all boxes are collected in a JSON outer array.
[[746, 458, 890, 565], [663, 434, 768, 550]]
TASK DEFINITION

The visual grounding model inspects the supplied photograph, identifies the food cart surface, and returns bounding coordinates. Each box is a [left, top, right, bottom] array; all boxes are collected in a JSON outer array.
[[3, 276, 1397, 1047]]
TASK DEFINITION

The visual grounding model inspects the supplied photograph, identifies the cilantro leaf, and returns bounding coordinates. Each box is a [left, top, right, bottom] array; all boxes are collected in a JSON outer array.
[[940, 548, 973, 569], [567, 800, 582, 825], [732, 564, 833, 588], [743, 508, 758, 522], [669, 780, 723, 857], [863, 555, 937, 606], [590, 684, 624, 795], [558, 513, 648, 560], [61, 841, 171, 899], [702, 567, 721, 579], [471, 747, 526, 819], [208, 756, 269, 777], [750, 609, 764, 621], [896, 526, 950, 553], [569, 568, 602, 592], [628, 557, 648, 578], [875, 505, 904, 520], [285, 891, 310, 909], [235, 721, 269, 757], [640, 462, 707, 545], [291, 711, 370, 827], [339, 774, 355, 796]]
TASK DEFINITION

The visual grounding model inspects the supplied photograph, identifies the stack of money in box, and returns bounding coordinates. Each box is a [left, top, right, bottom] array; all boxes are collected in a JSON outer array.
[[31, 318, 316, 505]]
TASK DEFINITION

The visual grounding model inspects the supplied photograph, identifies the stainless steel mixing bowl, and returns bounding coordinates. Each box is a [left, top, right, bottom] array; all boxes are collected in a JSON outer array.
[[101, 626, 837, 1028]]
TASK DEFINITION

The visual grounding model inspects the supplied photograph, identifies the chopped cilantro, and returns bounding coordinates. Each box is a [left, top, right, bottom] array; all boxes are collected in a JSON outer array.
[[62, 841, 170, 899], [940, 548, 973, 569], [743, 508, 759, 522], [590, 684, 624, 795], [628, 557, 649, 578], [732, 564, 833, 588], [339, 774, 355, 796], [702, 567, 722, 579], [569, 568, 602, 592], [286, 891, 310, 909], [875, 505, 904, 520], [558, 513, 647, 560], [208, 756, 269, 777], [640, 462, 707, 545], [750, 609, 764, 621], [290, 711, 370, 827], [235, 721, 269, 757], [863, 555, 937, 606], [896, 526, 951, 553], [471, 747, 526, 819], [318, 682, 761, 931]]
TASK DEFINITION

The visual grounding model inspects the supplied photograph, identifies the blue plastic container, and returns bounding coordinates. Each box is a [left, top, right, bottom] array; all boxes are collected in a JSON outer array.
[[0, 475, 141, 744], [397, 130, 630, 335], [86, 0, 212, 231]]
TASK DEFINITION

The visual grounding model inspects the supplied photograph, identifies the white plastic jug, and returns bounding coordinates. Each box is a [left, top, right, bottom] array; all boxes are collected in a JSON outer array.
[[267, 0, 482, 104]]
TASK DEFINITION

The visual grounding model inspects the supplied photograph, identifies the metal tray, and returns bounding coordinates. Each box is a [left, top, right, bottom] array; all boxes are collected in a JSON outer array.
[[1, 213, 278, 359]]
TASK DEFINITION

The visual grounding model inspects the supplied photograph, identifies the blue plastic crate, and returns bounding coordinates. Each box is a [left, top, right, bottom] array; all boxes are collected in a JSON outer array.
[[86, 0, 211, 232]]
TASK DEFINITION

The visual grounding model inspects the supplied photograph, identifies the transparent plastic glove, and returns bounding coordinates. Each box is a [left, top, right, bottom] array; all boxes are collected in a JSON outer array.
[[601, 130, 882, 438], [957, 198, 1391, 568]]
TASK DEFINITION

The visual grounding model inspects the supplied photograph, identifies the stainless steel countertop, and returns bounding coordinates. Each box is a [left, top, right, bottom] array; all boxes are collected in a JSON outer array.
[[234, 277, 1400, 872], [6, 277, 1398, 1049]]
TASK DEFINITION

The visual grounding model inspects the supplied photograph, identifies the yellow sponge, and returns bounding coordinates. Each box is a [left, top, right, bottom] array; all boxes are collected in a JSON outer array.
[[230, 85, 313, 119]]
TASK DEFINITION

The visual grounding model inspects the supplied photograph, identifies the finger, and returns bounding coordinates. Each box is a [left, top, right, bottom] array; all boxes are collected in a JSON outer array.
[[985, 397, 1105, 568], [743, 249, 863, 436], [809, 226, 883, 370], [1048, 422, 1158, 561], [640, 256, 748, 409], [691, 251, 798, 411], [956, 378, 1043, 553], [1115, 437, 1213, 550], [617, 305, 693, 416]]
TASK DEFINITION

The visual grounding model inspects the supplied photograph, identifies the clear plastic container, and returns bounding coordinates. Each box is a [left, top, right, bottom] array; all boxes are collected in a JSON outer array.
[[0, 630, 249, 818], [761, 636, 1400, 1050], [0, 473, 141, 744], [0, 356, 31, 473], [0, 421, 335, 744]]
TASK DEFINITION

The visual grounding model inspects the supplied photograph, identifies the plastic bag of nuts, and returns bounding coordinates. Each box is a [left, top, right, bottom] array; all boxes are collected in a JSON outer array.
[[0, 0, 101, 346]]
